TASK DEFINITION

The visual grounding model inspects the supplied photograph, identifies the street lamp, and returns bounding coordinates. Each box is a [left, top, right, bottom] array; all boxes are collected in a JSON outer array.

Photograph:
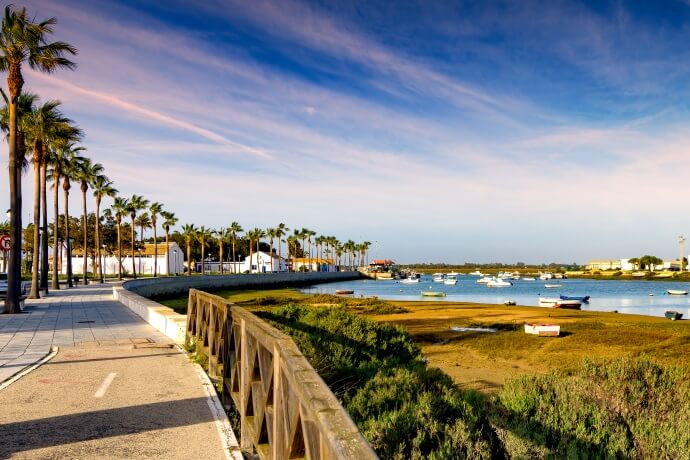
[[173, 249, 178, 275], [101, 244, 107, 283], [680, 235, 686, 272]]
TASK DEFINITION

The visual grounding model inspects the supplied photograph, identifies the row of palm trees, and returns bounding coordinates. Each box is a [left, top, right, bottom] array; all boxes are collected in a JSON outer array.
[[178, 222, 372, 275]]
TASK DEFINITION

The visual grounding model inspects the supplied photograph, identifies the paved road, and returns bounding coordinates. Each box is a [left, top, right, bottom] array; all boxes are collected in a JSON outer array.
[[0, 284, 235, 459]]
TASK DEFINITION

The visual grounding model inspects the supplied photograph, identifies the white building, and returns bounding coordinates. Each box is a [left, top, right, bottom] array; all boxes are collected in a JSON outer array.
[[63, 242, 184, 277], [292, 257, 336, 272], [197, 251, 288, 274]]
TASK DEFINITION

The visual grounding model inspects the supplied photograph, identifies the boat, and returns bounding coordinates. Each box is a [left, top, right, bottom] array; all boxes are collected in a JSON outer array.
[[421, 291, 446, 297], [524, 323, 560, 337], [504, 300, 516, 306], [560, 295, 590, 303], [487, 279, 512, 287], [539, 272, 553, 280], [666, 290, 688, 296], [544, 284, 562, 289], [538, 298, 581, 309], [399, 277, 420, 284], [448, 271, 459, 276], [444, 276, 457, 285], [476, 276, 494, 284], [468, 270, 483, 276], [665, 311, 683, 320], [522, 277, 536, 281], [432, 273, 446, 283], [335, 290, 354, 295]]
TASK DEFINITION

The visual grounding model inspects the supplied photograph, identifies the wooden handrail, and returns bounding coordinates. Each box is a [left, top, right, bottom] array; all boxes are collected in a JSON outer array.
[[185, 289, 377, 460]]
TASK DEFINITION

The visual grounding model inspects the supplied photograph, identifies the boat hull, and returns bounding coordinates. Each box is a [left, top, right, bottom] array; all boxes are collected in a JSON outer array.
[[524, 323, 560, 337], [665, 311, 683, 320]]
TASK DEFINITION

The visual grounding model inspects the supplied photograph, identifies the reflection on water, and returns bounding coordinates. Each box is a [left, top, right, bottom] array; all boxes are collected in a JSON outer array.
[[301, 276, 690, 319]]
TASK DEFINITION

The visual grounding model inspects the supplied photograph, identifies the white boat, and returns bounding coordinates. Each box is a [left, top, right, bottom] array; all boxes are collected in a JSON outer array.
[[539, 297, 581, 309], [444, 276, 457, 285], [544, 284, 562, 289], [448, 271, 459, 276], [524, 323, 560, 337], [511, 273, 521, 280], [487, 279, 512, 287], [476, 276, 494, 284], [432, 273, 445, 283], [522, 277, 536, 281], [539, 272, 553, 280], [468, 270, 483, 276], [667, 290, 688, 295], [400, 277, 420, 284]]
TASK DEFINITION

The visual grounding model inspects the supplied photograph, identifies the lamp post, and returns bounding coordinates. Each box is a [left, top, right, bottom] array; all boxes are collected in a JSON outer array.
[[680, 235, 686, 272], [67, 237, 74, 288], [101, 244, 106, 283], [173, 249, 178, 275]]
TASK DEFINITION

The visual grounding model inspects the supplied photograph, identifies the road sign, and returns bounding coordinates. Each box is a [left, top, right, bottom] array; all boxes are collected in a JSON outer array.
[[0, 235, 10, 250]]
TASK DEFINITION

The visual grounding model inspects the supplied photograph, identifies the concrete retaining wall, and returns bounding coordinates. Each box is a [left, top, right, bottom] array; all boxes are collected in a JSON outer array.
[[114, 272, 362, 344], [121, 271, 362, 298]]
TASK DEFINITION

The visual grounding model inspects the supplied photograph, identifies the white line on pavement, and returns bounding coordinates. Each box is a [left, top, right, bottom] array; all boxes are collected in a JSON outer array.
[[94, 372, 117, 398]]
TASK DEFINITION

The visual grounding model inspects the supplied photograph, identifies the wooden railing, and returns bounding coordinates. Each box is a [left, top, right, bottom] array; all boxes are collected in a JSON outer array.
[[185, 289, 377, 460]]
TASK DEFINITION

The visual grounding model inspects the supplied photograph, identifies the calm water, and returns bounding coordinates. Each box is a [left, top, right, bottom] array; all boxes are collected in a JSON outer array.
[[301, 275, 690, 319]]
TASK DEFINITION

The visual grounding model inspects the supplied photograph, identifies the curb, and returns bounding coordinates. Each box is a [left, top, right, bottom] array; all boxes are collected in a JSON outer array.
[[0, 346, 59, 391]]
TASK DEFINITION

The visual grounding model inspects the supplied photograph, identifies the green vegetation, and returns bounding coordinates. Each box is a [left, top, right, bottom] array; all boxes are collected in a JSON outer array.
[[259, 304, 499, 458]]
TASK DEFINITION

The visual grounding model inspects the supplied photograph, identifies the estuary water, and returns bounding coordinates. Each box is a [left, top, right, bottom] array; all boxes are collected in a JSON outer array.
[[300, 276, 690, 319]]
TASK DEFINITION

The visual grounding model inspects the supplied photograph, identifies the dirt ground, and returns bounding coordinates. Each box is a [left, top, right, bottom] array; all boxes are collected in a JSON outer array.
[[370, 302, 690, 394]]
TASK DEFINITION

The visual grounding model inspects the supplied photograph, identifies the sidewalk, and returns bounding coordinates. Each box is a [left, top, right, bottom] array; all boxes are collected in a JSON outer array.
[[0, 283, 168, 383], [0, 283, 236, 459]]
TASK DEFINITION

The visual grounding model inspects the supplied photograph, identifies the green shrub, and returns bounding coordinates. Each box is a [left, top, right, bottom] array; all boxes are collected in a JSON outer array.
[[496, 356, 690, 458]]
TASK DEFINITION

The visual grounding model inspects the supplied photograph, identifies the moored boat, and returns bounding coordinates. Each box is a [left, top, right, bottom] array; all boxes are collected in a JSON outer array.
[[665, 310, 683, 320], [666, 290, 688, 296], [335, 290, 354, 295], [476, 276, 493, 284], [544, 284, 562, 289], [421, 291, 446, 297], [560, 295, 590, 303], [400, 276, 420, 284], [432, 273, 445, 283], [444, 275, 458, 285], [522, 277, 536, 281], [524, 323, 561, 337], [538, 297, 581, 309], [487, 279, 512, 287], [468, 270, 483, 276]]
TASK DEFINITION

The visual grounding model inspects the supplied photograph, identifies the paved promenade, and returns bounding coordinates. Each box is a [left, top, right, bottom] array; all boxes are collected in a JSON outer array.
[[0, 284, 236, 459]]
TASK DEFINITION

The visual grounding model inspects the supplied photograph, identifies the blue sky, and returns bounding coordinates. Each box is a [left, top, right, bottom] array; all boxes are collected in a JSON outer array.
[[3, 0, 690, 264]]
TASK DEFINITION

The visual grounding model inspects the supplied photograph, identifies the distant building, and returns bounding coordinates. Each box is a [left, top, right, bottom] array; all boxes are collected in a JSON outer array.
[[368, 259, 395, 272], [292, 257, 336, 272], [585, 260, 621, 270], [63, 242, 184, 276]]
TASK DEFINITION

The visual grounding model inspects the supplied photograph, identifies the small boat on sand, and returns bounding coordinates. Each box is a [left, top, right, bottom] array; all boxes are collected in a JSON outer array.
[[421, 291, 446, 297], [335, 290, 354, 295], [504, 300, 516, 306], [539, 297, 581, 309], [667, 290, 688, 296], [524, 323, 560, 337], [560, 295, 590, 303], [665, 311, 683, 320]]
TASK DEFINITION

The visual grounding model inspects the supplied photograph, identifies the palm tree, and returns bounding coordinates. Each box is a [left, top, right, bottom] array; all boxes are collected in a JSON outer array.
[[229, 221, 243, 274], [181, 224, 197, 276], [74, 159, 103, 285], [196, 226, 212, 274], [215, 228, 230, 275], [60, 146, 85, 288], [266, 227, 277, 273], [275, 223, 288, 272], [126, 194, 148, 278], [92, 175, 117, 282], [149, 202, 163, 277], [287, 235, 297, 271], [111, 196, 128, 279], [1, 4, 76, 313], [361, 241, 372, 267], [135, 212, 151, 244], [161, 211, 178, 275], [246, 228, 260, 274]]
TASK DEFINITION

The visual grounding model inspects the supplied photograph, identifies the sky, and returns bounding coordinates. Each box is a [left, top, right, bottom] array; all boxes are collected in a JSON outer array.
[[3, 0, 690, 264]]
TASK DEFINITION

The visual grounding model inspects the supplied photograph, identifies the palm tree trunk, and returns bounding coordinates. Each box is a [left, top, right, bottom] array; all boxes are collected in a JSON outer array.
[[186, 240, 191, 275], [64, 185, 73, 288], [269, 239, 274, 273], [116, 220, 122, 280], [131, 218, 137, 278], [278, 239, 282, 272], [249, 240, 253, 274], [52, 172, 60, 290], [219, 242, 224, 275], [164, 229, 169, 275], [41, 163, 50, 293], [232, 239, 236, 274], [153, 222, 158, 277], [95, 198, 102, 283], [81, 188, 88, 285], [4, 97, 21, 314], [29, 161, 41, 299]]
